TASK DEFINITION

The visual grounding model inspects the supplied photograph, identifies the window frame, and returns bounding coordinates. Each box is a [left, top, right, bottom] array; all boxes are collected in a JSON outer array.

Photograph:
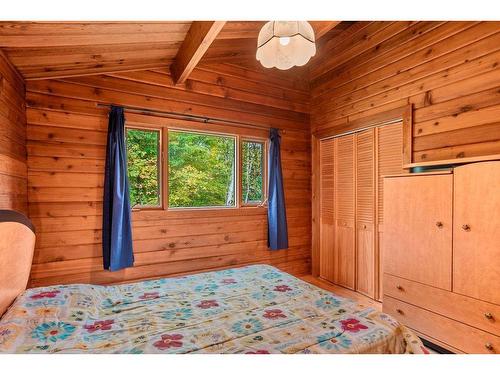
[[125, 121, 268, 212], [239, 138, 268, 207], [125, 125, 164, 210]]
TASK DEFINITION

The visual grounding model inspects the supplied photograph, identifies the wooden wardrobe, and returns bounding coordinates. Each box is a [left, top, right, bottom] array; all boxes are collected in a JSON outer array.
[[318, 122, 406, 300], [383, 161, 500, 353]]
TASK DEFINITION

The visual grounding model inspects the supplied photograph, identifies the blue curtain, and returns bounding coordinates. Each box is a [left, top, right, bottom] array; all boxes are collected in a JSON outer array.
[[102, 106, 134, 271], [267, 128, 289, 250]]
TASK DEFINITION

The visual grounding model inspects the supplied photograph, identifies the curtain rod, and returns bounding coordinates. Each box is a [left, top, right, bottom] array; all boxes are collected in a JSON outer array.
[[96, 104, 277, 132], [320, 117, 403, 141]]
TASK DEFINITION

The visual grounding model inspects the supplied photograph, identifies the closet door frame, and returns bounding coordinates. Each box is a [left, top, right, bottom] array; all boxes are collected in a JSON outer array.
[[311, 105, 412, 297]]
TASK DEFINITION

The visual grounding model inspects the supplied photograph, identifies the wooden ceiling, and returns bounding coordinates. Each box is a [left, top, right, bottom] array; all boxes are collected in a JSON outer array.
[[0, 21, 347, 82]]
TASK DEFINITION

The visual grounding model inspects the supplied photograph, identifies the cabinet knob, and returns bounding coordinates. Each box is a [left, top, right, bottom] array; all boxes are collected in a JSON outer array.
[[396, 308, 404, 315], [485, 343, 494, 351], [484, 312, 494, 320], [436, 221, 443, 228], [362, 224, 367, 229], [396, 285, 404, 291], [462, 224, 471, 231]]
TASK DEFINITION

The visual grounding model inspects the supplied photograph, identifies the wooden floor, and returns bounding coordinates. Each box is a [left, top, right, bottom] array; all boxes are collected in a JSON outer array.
[[300, 275, 382, 310]]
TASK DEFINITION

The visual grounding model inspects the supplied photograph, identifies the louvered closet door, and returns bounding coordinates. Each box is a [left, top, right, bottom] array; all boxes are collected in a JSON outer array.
[[356, 129, 376, 298], [334, 135, 355, 289], [376, 122, 408, 300], [319, 139, 335, 282]]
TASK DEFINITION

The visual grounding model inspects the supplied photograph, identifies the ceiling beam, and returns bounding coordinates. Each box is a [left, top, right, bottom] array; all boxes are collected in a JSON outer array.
[[170, 21, 226, 84], [310, 21, 342, 39]]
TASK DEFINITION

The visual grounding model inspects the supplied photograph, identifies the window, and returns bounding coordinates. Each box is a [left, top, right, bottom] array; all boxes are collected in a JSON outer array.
[[168, 130, 236, 208], [126, 128, 161, 207], [126, 125, 267, 210], [241, 140, 265, 205]]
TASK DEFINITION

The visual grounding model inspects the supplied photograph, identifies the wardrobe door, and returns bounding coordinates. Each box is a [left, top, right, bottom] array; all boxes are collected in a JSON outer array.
[[319, 139, 335, 282], [376, 123, 407, 300], [356, 129, 375, 298], [453, 161, 500, 305], [334, 135, 355, 289], [384, 174, 453, 290]]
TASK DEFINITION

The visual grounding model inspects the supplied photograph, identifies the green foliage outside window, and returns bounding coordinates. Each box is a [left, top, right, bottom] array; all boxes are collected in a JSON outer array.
[[242, 141, 264, 204], [168, 131, 236, 208], [126, 128, 160, 207], [126, 127, 266, 209]]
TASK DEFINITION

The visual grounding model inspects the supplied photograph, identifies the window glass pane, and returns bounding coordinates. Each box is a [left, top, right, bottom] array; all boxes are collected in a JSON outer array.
[[168, 131, 236, 208], [126, 128, 160, 207], [242, 140, 264, 204]]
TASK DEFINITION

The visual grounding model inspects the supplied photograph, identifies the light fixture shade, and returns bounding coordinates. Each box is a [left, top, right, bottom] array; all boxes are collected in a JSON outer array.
[[256, 21, 316, 70]]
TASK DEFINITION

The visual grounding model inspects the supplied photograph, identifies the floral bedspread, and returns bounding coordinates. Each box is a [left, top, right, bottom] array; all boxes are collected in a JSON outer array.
[[0, 265, 425, 354]]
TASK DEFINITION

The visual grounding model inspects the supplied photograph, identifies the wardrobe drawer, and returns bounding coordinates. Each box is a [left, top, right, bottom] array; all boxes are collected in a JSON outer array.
[[384, 274, 500, 337], [384, 296, 500, 354]]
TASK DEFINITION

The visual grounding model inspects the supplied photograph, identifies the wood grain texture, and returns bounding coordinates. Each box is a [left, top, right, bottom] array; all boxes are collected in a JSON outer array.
[[0, 21, 346, 82], [0, 51, 27, 214], [0, 22, 193, 79], [333, 135, 355, 289], [375, 122, 408, 300], [319, 139, 334, 281], [313, 120, 407, 301], [453, 161, 500, 305], [382, 162, 500, 353], [170, 21, 226, 84], [311, 21, 500, 165], [384, 296, 500, 354], [383, 174, 453, 290], [25, 62, 311, 287], [302, 274, 382, 310], [384, 274, 500, 337], [355, 129, 375, 298]]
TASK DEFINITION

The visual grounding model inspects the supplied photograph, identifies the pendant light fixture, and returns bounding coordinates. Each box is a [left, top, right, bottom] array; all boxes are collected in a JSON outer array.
[[256, 21, 316, 70]]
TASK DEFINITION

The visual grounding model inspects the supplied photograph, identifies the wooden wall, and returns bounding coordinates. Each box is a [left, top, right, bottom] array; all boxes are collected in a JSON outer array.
[[25, 62, 311, 287], [0, 51, 27, 214], [310, 21, 500, 163]]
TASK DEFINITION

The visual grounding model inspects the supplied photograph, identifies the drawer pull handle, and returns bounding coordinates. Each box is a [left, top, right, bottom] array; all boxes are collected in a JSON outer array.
[[484, 312, 494, 320], [485, 343, 494, 351], [462, 224, 471, 231], [436, 221, 443, 228], [396, 309, 404, 315], [396, 285, 404, 291]]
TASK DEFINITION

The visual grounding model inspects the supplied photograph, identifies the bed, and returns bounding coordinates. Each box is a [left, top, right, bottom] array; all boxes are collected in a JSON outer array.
[[0, 264, 425, 354], [0, 210, 424, 354]]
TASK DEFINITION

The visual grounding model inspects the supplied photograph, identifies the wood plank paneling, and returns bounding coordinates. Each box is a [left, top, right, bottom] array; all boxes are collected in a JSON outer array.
[[311, 21, 500, 164], [0, 21, 342, 82], [0, 22, 192, 79], [26, 62, 311, 287], [0, 51, 27, 214]]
